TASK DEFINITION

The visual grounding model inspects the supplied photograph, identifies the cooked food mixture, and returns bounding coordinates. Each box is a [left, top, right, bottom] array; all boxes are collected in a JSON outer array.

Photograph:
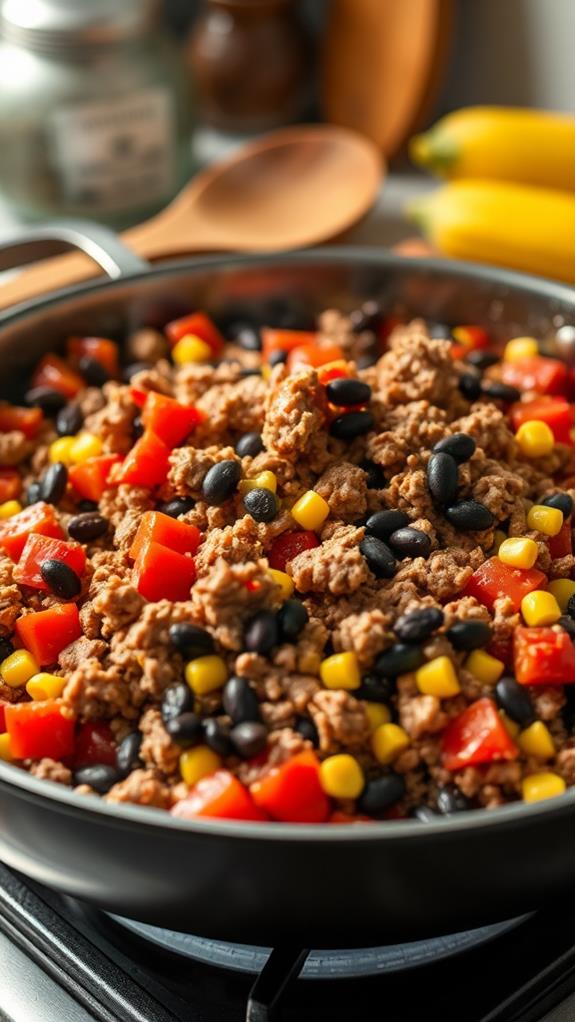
[[1, 307, 575, 823]]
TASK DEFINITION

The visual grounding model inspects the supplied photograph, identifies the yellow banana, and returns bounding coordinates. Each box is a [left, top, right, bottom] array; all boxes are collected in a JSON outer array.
[[411, 107, 575, 191], [408, 179, 575, 284]]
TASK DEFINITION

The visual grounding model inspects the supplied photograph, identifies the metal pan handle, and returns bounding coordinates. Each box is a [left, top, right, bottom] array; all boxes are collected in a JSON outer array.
[[0, 219, 149, 278]]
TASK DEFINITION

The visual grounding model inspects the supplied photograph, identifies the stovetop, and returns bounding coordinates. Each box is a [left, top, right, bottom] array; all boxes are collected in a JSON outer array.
[[1, 863, 575, 1022]]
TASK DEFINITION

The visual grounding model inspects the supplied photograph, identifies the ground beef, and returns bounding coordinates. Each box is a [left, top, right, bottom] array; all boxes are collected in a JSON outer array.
[[262, 367, 327, 458], [127, 328, 168, 364], [289, 523, 369, 595], [139, 707, 181, 776], [28, 758, 72, 785], [308, 689, 370, 753], [105, 768, 171, 809], [0, 430, 31, 465], [84, 382, 138, 454], [314, 462, 368, 518], [58, 636, 108, 672]]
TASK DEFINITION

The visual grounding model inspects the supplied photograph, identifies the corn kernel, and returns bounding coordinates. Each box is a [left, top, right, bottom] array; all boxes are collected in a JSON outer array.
[[320, 651, 361, 690], [521, 590, 562, 627], [0, 733, 13, 762], [0, 500, 22, 519], [49, 436, 76, 464], [498, 536, 538, 570], [372, 722, 410, 765], [0, 649, 39, 689], [261, 365, 272, 381], [291, 490, 330, 532], [415, 656, 461, 698], [465, 649, 505, 685], [268, 569, 294, 600], [239, 471, 277, 495], [527, 504, 563, 537], [364, 702, 392, 731], [548, 578, 575, 613], [69, 431, 102, 463], [504, 336, 538, 362], [26, 673, 66, 701], [319, 754, 365, 799], [518, 720, 555, 760], [179, 746, 222, 787], [500, 711, 520, 740], [516, 420, 555, 458], [172, 335, 212, 365], [185, 655, 228, 696], [491, 529, 507, 555], [522, 771, 566, 803]]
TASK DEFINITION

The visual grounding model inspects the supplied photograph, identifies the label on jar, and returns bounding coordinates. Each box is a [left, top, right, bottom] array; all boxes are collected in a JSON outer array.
[[50, 87, 175, 212]]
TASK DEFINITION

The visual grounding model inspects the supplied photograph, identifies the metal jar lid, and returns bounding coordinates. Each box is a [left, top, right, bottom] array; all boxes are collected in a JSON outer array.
[[0, 0, 160, 51]]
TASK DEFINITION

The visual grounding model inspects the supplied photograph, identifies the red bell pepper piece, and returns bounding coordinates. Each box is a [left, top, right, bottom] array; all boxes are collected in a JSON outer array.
[[249, 750, 330, 823], [441, 697, 518, 772], [67, 337, 120, 378], [16, 603, 82, 666], [172, 770, 267, 821], [500, 356, 569, 396], [510, 396, 574, 445], [514, 626, 575, 685], [449, 325, 491, 360], [133, 540, 196, 602], [548, 519, 573, 559], [287, 344, 345, 373], [116, 431, 170, 489], [0, 502, 64, 561], [463, 556, 546, 612], [268, 530, 320, 572], [0, 468, 21, 503], [164, 312, 224, 354], [0, 405, 43, 439], [129, 387, 149, 409], [68, 454, 122, 503], [129, 511, 200, 561], [14, 534, 86, 590], [261, 329, 317, 361], [5, 700, 75, 760], [74, 721, 117, 768], [141, 392, 202, 448], [317, 361, 349, 385], [31, 354, 84, 399]]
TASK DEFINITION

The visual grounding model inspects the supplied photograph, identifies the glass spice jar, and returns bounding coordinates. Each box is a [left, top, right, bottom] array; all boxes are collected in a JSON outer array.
[[0, 0, 194, 228]]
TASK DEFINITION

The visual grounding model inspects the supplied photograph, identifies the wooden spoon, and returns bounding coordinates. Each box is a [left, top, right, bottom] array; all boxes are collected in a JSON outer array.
[[0, 124, 383, 310]]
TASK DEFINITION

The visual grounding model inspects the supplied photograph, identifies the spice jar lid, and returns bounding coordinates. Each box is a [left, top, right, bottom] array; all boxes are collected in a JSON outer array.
[[0, 0, 160, 50]]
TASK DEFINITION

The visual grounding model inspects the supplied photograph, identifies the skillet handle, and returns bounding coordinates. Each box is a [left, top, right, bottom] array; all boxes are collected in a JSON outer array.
[[0, 220, 149, 279]]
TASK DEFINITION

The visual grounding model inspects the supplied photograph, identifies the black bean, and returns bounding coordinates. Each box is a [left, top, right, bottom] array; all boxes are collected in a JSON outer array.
[[436, 784, 471, 815], [39, 462, 68, 506], [235, 431, 264, 458], [132, 415, 144, 440], [359, 536, 396, 579], [222, 676, 260, 724], [433, 432, 477, 464], [330, 411, 374, 441], [24, 386, 67, 415], [360, 460, 387, 490], [543, 492, 573, 518], [358, 773, 405, 816], [427, 452, 459, 507], [0, 636, 14, 661], [277, 599, 308, 642], [67, 512, 109, 543], [56, 403, 83, 437], [295, 715, 319, 747], [166, 712, 204, 748], [244, 487, 278, 523], [394, 607, 444, 645], [161, 682, 194, 724], [356, 353, 378, 370], [231, 721, 268, 759], [201, 460, 241, 505], [388, 527, 432, 560], [74, 765, 121, 794], [559, 615, 575, 641], [78, 499, 98, 513], [481, 380, 521, 403], [122, 361, 153, 382], [240, 368, 262, 378], [230, 323, 262, 351], [446, 619, 492, 652], [268, 349, 288, 366], [365, 509, 410, 540], [157, 497, 195, 518], [26, 481, 42, 506], [355, 673, 396, 703], [350, 300, 382, 333], [40, 559, 81, 599], [375, 643, 425, 677], [412, 805, 440, 823], [567, 594, 575, 620], [326, 378, 372, 406], [445, 499, 495, 532], [202, 718, 234, 757], [78, 355, 109, 387], [458, 373, 481, 401], [116, 732, 143, 776], [244, 611, 278, 655], [428, 322, 452, 339], [169, 622, 215, 660], [465, 350, 500, 371], [495, 677, 536, 727]]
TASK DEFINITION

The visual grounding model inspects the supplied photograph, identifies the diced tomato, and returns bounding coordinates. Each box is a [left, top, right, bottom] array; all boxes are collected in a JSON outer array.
[[500, 356, 569, 396], [31, 354, 84, 399], [141, 392, 202, 448], [0, 405, 43, 439], [74, 721, 117, 768], [0, 700, 6, 732], [287, 343, 345, 373], [14, 534, 86, 590], [317, 361, 349, 385], [172, 770, 267, 822], [329, 811, 372, 825], [250, 750, 330, 823], [129, 387, 148, 409], [116, 431, 170, 489], [268, 530, 320, 572], [67, 337, 120, 378], [510, 396, 574, 445], [0, 468, 21, 503], [68, 454, 122, 503], [261, 328, 317, 361], [5, 700, 75, 760], [514, 626, 575, 685], [129, 511, 200, 562], [16, 603, 82, 666], [133, 540, 196, 602], [487, 638, 513, 669], [441, 697, 518, 772], [548, 519, 573, 559], [164, 312, 224, 354], [0, 502, 64, 561], [463, 556, 546, 612]]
